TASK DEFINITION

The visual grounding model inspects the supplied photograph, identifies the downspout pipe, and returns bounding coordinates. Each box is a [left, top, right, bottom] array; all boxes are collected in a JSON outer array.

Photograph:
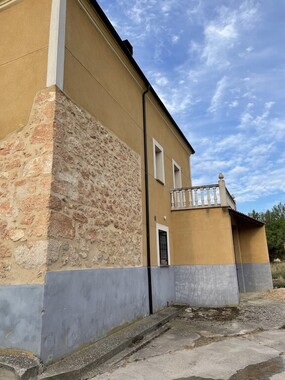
[[143, 85, 153, 315]]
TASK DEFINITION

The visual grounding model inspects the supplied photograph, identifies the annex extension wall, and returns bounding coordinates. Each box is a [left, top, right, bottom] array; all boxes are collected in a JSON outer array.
[[172, 207, 240, 306], [233, 223, 273, 292]]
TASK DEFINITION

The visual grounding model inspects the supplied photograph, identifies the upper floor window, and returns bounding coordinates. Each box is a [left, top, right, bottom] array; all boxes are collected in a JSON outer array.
[[172, 160, 182, 189], [153, 139, 165, 184]]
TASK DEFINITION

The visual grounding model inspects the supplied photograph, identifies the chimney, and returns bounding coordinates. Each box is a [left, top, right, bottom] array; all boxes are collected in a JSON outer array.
[[123, 39, 133, 56]]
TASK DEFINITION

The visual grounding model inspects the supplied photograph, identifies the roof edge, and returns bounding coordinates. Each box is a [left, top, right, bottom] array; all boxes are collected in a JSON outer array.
[[229, 209, 265, 227], [88, 0, 195, 154]]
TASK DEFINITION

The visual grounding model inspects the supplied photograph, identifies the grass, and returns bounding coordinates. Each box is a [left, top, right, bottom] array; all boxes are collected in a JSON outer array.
[[271, 262, 285, 288]]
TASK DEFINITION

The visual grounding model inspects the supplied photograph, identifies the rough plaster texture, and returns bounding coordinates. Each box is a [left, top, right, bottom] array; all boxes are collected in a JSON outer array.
[[0, 88, 142, 285], [237, 263, 273, 293], [40, 268, 149, 362], [174, 265, 240, 307], [151, 267, 175, 312], [0, 90, 55, 284], [49, 90, 143, 271], [0, 284, 44, 355]]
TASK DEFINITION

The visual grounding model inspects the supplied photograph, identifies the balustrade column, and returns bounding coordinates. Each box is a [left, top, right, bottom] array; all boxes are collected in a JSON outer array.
[[194, 188, 198, 207], [200, 187, 205, 206], [218, 173, 227, 206]]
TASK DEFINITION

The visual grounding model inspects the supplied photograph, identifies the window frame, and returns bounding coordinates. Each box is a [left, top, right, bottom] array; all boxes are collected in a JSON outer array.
[[172, 159, 182, 189], [156, 223, 170, 267], [153, 138, 165, 185]]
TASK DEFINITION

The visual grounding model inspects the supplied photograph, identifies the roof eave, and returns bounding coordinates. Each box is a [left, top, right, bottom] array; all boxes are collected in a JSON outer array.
[[88, 0, 195, 155], [229, 209, 265, 227]]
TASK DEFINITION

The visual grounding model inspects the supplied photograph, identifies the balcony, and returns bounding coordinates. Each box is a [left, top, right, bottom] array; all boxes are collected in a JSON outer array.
[[171, 173, 236, 211]]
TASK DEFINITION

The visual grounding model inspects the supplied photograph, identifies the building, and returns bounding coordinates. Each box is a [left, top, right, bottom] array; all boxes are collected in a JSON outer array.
[[0, 0, 272, 363]]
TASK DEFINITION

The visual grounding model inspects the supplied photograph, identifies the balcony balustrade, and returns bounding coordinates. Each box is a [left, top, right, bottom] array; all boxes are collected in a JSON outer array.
[[171, 173, 236, 211]]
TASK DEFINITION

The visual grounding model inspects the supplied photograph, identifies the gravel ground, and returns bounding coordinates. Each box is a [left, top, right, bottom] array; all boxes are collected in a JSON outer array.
[[174, 289, 285, 337]]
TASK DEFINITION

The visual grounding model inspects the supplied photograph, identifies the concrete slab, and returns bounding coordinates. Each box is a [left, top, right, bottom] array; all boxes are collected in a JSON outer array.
[[93, 336, 281, 380], [91, 292, 285, 380], [250, 330, 285, 352]]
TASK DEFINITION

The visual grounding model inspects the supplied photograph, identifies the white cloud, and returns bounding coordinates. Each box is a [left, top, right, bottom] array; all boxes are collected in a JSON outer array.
[[229, 100, 239, 108], [268, 118, 285, 139], [239, 46, 254, 58], [253, 101, 275, 126], [200, 1, 259, 68], [208, 76, 228, 113], [151, 72, 169, 87], [162, 90, 194, 114], [171, 35, 179, 44], [202, 23, 237, 67], [239, 101, 275, 130], [125, 0, 156, 24], [240, 112, 253, 128]]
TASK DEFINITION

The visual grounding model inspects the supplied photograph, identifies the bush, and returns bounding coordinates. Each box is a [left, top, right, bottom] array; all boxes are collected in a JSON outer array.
[[271, 262, 285, 288]]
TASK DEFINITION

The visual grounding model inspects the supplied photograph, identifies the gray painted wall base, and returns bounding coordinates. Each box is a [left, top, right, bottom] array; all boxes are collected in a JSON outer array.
[[236, 262, 273, 292], [174, 265, 240, 307], [0, 262, 273, 362], [41, 267, 149, 362], [151, 266, 175, 312], [0, 285, 44, 356]]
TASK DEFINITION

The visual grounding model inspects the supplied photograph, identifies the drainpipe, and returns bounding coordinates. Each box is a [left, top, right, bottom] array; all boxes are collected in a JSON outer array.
[[143, 85, 153, 315]]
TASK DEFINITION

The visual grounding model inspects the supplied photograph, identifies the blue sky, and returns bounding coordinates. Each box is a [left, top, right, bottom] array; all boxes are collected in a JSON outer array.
[[97, 0, 285, 214]]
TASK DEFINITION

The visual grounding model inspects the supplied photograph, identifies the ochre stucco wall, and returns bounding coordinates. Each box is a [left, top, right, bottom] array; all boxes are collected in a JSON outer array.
[[146, 97, 193, 266], [64, 0, 144, 156], [0, 0, 51, 139], [63, 0, 193, 267], [1, 0, 194, 277], [171, 207, 236, 265], [237, 225, 270, 264]]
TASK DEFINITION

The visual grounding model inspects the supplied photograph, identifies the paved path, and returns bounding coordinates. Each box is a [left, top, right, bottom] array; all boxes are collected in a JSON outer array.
[[91, 290, 285, 380]]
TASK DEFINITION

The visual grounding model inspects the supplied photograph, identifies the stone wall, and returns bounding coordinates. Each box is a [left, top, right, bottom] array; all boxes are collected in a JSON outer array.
[[48, 90, 143, 270], [0, 90, 55, 284], [0, 87, 143, 284]]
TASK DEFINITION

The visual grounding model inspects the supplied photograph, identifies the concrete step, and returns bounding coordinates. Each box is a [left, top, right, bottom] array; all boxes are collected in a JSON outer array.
[[0, 350, 40, 380], [38, 306, 182, 380]]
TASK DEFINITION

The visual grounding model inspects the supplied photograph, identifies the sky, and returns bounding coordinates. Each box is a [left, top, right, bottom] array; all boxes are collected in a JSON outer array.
[[97, 0, 285, 214]]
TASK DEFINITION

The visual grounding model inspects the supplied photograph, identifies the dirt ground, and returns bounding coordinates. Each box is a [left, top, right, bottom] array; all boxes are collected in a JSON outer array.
[[259, 288, 285, 300], [178, 288, 285, 326]]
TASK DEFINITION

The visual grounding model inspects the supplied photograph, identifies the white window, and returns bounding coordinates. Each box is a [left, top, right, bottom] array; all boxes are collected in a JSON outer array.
[[156, 223, 170, 266], [172, 160, 182, 188], [153, 139, 165, 184]]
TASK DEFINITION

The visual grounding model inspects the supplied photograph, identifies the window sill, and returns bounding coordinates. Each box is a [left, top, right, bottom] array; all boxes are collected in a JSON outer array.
[[155, 178, 165, 186]]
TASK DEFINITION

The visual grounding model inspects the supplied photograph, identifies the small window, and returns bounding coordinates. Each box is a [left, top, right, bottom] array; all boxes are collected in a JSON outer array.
[[156, 223, 170, 266], [153, 139, 165, 184], [172, 160, 182, 188]]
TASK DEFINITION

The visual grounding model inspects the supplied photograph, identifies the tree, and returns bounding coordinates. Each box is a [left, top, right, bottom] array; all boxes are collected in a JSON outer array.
[[249, 202, 285, 261]]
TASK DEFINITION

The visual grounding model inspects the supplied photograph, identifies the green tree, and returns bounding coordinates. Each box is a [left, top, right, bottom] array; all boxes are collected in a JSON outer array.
[[249, 202, 285, 261]]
